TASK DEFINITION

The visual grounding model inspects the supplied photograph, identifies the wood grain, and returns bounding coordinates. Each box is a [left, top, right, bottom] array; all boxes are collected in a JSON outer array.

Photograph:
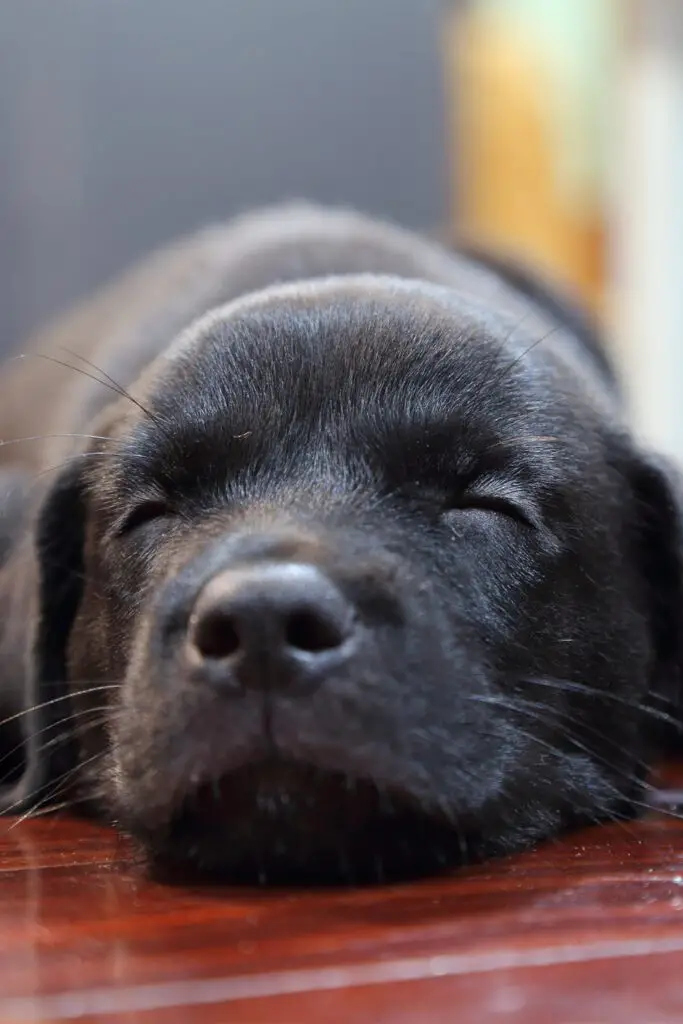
[[2, 778, 683, 1022]]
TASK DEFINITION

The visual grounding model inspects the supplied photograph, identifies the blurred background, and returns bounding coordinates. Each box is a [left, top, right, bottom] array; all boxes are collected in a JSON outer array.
[[1, 0, 681, 454]]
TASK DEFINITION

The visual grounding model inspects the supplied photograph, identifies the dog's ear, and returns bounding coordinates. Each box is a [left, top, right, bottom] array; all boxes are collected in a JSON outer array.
[[0, 459, 87, 814], [629, 450, 683, 748]]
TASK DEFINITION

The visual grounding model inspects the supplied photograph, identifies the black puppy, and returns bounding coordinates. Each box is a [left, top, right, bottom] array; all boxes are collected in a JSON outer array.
[[0, 203, 680, 884]]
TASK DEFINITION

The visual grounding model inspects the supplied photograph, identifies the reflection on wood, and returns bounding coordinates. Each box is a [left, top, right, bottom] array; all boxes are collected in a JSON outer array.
[[2, 769, 683, 1021]]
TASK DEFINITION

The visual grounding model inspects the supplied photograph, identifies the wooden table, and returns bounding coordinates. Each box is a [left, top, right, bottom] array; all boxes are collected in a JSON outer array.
[[2, 788, 683, 1023]]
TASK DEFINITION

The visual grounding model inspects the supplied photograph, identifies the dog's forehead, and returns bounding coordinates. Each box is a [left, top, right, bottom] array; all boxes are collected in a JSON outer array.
[[135, 277, 532, 438], [145, 274, 546, 402], [111, 273, 613, 489], [162, 273, 526, 364]]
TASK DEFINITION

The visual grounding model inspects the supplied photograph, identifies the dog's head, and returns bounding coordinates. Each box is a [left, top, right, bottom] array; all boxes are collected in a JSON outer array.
[[21, 274, 683, 882]]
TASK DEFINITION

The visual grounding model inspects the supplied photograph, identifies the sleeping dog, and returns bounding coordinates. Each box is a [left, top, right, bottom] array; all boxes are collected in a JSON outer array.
[[0, 203, 681, 884]]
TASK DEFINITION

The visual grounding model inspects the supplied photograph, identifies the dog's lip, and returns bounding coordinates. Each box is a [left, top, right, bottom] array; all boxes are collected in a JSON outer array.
[[181, 757, 406, 830], [172, 755, 463, 860], [159, 756, 463, 885]]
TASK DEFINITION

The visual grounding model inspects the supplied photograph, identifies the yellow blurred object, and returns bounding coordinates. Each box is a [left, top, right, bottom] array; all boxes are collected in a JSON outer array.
[[442, 2, 615, 315]]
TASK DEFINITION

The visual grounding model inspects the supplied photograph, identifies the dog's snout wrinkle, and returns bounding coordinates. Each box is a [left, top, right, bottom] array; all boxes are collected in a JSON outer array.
[[187, 562, 357, 695]]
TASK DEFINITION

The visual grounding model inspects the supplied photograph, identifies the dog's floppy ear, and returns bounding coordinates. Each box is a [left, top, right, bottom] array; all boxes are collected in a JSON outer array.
[[0, 459, 86, 814], [629, 450, 683, 747]]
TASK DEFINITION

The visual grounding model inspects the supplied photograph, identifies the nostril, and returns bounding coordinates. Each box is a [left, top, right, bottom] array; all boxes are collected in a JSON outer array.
[[285, 610, 346, 653], [192, 611, 241, 660], [186, 563, 356, 685]]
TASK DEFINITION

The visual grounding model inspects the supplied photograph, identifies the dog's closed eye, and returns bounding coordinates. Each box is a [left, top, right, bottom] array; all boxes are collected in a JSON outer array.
[[114, 499, 173, 538], [443, 491, 535, 528]]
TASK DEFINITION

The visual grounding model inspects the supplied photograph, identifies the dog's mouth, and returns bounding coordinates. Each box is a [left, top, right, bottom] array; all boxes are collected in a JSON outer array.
[[150, 758, 463, 886]]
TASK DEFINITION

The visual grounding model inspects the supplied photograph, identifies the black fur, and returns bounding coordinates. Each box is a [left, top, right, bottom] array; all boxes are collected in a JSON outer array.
[[0, 203, 681, 884]]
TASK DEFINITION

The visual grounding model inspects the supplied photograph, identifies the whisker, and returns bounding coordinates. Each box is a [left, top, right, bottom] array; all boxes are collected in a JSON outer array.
[[13, 796, 89, 819], [0, 433, 117, 450], [63, 346, 177, 443], [497, 323, 563, 384], [2, 451, 124, 513], [469, 694, 683, 829], [12, 352, 136, 408], [498, 719, 656, 831], [12, 352, 169, 439], [59, 346, 143, 401], [0, 683, 121, 732], [523, 677, 681, 730], [502, 305, 535, 347], [7, 748, 108, 825], [33, 449, 147, 482], [0, 706, 114, 777], [573, 773, 683, 830], [471, 301, 547, 397], [471, 693, 652, 777], [59, 346, 173, 442]]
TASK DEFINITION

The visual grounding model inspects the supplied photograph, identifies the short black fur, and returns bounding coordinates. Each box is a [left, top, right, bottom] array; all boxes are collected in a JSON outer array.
[[0, 203, 681, 885]]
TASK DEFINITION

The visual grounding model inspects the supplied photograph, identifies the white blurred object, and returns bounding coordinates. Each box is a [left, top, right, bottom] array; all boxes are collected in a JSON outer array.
[[610, 0, 683, 458]]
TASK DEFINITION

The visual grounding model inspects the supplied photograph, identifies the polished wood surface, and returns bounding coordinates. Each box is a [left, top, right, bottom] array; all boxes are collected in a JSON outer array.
[[2, 781, 683, 1022]]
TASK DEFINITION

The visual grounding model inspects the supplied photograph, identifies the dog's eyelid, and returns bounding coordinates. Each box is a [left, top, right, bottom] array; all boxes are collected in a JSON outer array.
[[446, 481, 539, 528], [460, 495, 533, 526], [112, 498, 173, 538]]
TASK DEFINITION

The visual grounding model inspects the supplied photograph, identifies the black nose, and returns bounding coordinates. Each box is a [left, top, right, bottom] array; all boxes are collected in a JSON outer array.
[[187, 563, 356, 693]]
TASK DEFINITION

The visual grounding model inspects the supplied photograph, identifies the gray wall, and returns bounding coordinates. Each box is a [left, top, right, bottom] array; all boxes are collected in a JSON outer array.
[[0, 0, 450, 354]]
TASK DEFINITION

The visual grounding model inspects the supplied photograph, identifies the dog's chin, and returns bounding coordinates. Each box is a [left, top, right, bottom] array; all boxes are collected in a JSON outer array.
[[135, 758, 465, 887]]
